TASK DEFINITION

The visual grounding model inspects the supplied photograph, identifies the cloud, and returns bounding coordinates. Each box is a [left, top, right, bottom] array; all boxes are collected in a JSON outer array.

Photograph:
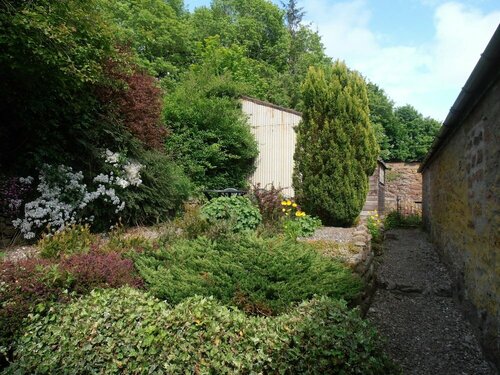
[[305, 1, 500, 120]]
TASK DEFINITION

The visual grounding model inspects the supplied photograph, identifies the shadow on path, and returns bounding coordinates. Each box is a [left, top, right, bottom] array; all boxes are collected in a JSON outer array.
[[367, 229, 496, 375]]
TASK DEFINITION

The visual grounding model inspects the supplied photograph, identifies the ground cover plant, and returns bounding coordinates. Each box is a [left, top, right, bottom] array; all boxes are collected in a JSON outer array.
[[7, 287, 397, 374], [0, 238, 143, 364], [133, 233, 362, 315]]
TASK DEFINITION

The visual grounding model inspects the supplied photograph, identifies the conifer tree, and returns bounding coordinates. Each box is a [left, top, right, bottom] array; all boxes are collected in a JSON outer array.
[[293, 61, 379, 226]]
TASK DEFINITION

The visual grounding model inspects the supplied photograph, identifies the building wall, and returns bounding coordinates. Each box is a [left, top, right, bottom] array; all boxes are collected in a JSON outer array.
[[422, 79, 500, 366], [241, 98, 301, 196], [385, 162, 422, 213], [362, 162, 385, 214]]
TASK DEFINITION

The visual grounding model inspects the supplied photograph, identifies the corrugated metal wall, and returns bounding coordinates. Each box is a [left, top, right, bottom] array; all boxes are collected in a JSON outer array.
[[241, 98, 301, 196]]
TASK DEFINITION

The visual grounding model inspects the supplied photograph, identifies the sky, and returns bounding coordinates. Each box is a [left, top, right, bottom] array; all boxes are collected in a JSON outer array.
[[185, 0, 500, 121]]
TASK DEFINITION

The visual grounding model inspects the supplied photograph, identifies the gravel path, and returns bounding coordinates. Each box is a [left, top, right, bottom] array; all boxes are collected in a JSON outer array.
[[367, 229, 496, 375]]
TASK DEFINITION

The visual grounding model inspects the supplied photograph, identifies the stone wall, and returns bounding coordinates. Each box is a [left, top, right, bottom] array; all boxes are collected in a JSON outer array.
[[422, 79, 500, 367], [385, 162, 422, 213], [303, 224, 375, 315]]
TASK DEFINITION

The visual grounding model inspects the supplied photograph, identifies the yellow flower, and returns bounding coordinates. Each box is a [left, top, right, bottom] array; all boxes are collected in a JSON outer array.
[[296, 211, 305, 217], [281, 201, 287, 206], [282, 208, 286, 212], [292, 203, 297, 208], [286, 200, 292, 206]]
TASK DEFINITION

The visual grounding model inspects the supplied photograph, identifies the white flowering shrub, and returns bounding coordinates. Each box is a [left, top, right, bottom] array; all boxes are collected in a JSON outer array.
[[13, 151, 142, 239]]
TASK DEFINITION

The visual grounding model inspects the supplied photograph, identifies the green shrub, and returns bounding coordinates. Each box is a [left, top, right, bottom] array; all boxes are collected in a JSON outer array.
[[201, 196, 262, 233], [384, 211, 422, 230], [293, 62, 379, 226], [0, 252, 143, 363], [38, 224, 94, 259], [134, 234, 362, 315], [163, 71, 258, 189], [283, 215, 321, 238], [120, 150, 192, 226], [8, 287, 397, 374]]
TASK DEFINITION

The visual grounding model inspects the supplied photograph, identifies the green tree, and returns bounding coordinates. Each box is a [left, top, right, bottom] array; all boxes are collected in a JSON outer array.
[[98, 0, 194, 84], [163, 70, 258, 189], [192, 36, 289, 106], [0, 0, 122, 174], [366, 83, 441, 162], [293, 62, 379, 226], [392, 105, 440, 161], [190, 0, 290, 71], [366, 82, 395, 160]]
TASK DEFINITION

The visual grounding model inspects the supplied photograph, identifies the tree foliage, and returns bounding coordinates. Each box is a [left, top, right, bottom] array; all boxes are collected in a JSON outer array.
[[0, 0, 120, 174], [188, 0, 330, 109], [366, 82, 441, 162], [98, 56, 167, 150], [97, 0, 194, 83], [163, 70, 258, 189], [293, 62, 379, 226]]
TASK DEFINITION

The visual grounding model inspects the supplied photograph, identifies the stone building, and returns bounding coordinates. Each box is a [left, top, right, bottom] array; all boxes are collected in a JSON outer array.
[[419, 25, 499, 368]]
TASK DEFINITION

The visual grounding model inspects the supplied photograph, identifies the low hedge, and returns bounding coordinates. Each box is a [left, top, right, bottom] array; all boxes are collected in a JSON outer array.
[[8, 287, 397, 374], [134, 234, 362, 315], [0, 252, 142, 363]]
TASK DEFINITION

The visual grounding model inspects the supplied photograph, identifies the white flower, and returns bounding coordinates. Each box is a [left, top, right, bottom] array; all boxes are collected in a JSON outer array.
[[104, 149, 120, 165], [123, 162, 143, 186], [19, 176, 34, 184], [115, 177, 130, 189]]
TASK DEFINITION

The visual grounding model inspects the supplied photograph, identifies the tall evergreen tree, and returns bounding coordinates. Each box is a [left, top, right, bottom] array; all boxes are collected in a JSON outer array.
[[293, 62, 379, 226]]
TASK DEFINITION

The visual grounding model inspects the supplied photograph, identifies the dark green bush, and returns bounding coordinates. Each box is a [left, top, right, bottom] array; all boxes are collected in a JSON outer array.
[[120, 150, 192, 225], [134, 234, 362, 315], [8, 287, 397, 374], [293, 62, 379, 226], [163, 71, 258, 190], [200, 196, 262, 233]]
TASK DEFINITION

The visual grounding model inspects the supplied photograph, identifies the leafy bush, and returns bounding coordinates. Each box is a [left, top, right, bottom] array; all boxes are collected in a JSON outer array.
[[0, 251, 142, 361], [280, 199, 322, 239], [60, 252, 143, 294], [38, 224, 94, 259], [119, 150, 192, 226], [249, 183, 284, 223], [8, 287, 397, 374], [384, 211, 422, 230], [163, 71, 258, 189], [201, 196, 262, 233], [98, 57, 167, 150], [134, 234, 362, 315], [283, 214, 322, 239], [0, 258, 70, 361]]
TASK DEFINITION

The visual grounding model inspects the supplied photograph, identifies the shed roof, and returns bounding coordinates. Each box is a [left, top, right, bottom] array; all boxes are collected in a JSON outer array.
[[419, 25, 500, 172], [240, 96, 302, 116]]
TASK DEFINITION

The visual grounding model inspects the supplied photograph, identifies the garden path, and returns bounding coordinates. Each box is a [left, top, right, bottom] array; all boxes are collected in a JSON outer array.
[[367, 228, 495, 375]]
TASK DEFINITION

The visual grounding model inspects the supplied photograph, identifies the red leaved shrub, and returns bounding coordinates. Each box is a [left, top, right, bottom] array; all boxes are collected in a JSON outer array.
[[250, 183, 285, 223], [60, 252, 143, 293], [0, 251, 143, 363], [98, 54, 167, 150]]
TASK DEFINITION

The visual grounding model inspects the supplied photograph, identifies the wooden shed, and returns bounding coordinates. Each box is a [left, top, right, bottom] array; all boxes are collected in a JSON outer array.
[[241, 96, 301, 196]]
